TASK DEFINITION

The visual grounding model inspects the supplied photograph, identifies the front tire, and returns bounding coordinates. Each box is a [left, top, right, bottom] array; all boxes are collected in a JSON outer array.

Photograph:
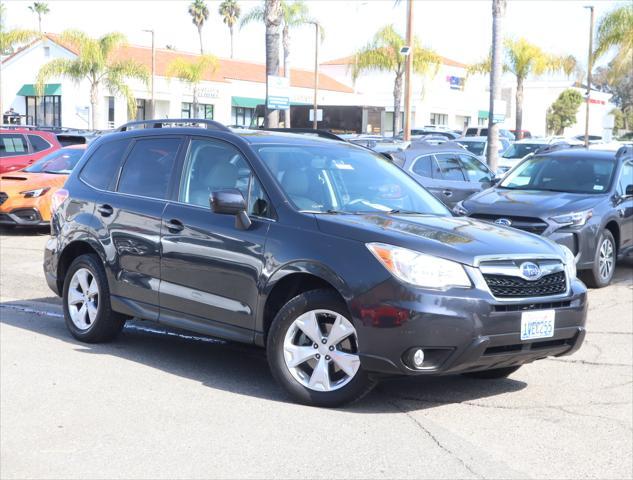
[[62, 254, 126, 343], [581, 230, 616, 288], [463, 366, 521, 379], [267, 289, 375, 407]]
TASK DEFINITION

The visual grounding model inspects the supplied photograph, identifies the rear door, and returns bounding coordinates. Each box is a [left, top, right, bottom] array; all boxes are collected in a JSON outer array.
[[433, 152, 472, 206]]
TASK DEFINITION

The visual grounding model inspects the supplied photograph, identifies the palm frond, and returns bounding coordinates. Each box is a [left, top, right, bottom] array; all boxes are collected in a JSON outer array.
[[467, 55, 492, 76], [594, 4, 633, 60], [239, 4, 265, 29], [99, 32, 127, 59], [166, 55, 217, 85], [0, 28, 39, 53], [36, 58, 84, 95]]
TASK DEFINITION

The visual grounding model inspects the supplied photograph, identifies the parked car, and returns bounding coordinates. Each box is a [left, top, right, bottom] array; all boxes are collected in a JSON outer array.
[[573, 134, 603, 144], [498, 139, 551, 173], [510, 129, 532, 140], [44, 119, 586, 407], [390, 141, 496, 207], [0, 145, 87, 227], [0, 128, 61, 173], [457, 136, 511, 161], [398, 129, 460, 141], [347, 135, 409, 153], [464, 127, 515, 140], [455, 145, 633, 288]]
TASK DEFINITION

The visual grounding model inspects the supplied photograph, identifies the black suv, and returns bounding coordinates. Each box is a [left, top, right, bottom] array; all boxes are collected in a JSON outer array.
[[455, 146, 633, 288], [44, 119, 587, 407]]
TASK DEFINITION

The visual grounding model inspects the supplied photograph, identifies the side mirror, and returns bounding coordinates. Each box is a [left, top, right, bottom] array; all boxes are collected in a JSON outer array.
[[626, 185, 633, 197], [210, 189, 252, 230]]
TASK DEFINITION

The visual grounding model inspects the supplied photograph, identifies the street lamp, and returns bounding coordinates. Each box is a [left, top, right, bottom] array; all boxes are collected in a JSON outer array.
[[309, 21, 320, 130], [403, 0, 414, 141], [583, 6, 594, 148], [142, 29, 155, 120]]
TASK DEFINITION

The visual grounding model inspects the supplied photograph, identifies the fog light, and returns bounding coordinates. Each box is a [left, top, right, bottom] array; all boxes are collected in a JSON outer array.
[[413, 349, 425, 367]]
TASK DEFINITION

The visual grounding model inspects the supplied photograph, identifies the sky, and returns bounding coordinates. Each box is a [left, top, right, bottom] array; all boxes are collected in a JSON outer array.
[[2, 0, 624, 73]]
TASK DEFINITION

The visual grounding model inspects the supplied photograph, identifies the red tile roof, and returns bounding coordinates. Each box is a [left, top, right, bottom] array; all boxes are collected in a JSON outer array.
[[321, 54, 467, 69]]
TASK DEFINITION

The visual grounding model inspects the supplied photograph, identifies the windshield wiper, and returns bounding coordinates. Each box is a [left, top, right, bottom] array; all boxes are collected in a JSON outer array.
[[387, 209, 424, 214], [43, 170, 66, 175]]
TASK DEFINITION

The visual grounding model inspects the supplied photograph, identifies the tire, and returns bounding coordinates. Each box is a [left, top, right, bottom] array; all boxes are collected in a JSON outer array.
[[580, 229, 616, 288], [267, 289, 375, 407], [62, 254, 126, 343], [463, 366, 521, 379]]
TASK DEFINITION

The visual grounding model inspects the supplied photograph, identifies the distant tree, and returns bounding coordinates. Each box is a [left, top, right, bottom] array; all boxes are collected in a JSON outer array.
[[28, 2, 49, 33], [546, 89, 583, 135], [470, 38, 577, 133], [188, 0, 209, 54], [166, 55, 217, 118], [0, 4, 39, 55], [594, 64, 633, 130], [352, 24, 440, 136], [593, 4, 632, 82], [219, 0, 240, 59], [36, 30, 148, 129]]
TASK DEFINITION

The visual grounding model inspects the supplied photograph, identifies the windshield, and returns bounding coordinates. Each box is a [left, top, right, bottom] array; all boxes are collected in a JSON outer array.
[[500, 155, 616, 194], [502, 143, 543, 159], [24, 148, 85, 174], [256, 143, 449, 215], [459, 141, 485, 156]]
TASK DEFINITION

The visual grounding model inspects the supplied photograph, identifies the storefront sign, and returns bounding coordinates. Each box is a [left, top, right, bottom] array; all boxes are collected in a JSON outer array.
[[267, 75, 290, 110], [446, 76, 465, 91]]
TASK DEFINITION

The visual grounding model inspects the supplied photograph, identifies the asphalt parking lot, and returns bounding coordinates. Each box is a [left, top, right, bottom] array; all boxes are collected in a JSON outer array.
[[0, 227, 631, 480]]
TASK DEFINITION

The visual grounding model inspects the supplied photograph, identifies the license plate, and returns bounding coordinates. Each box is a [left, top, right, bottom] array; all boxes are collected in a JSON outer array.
[[520, 310, 555, 341]]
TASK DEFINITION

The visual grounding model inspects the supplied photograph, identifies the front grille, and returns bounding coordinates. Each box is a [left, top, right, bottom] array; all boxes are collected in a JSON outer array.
[[484, 271, 567, 298], [0, 192, 7, 206], [470, 214, 548, 235], [493, 300, 571, 312]]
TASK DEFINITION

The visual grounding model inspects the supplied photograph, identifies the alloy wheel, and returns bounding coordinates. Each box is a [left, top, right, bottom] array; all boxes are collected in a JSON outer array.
[[67, 268, 100, 330], [598, 237, 614, 280], [283, 309, 361, 392]]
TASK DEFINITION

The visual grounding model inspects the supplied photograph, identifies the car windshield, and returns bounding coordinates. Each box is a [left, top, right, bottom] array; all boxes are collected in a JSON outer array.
[[500, 155, 616, 194], [24, 148, 85, 174], [458, 141, 485, 156], [502, 143, 543, 159], [256, 143, 450, 215]]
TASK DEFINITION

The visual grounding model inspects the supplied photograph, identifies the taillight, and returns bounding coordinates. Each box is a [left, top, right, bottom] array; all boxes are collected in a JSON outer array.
[[51, 188, 69, 214]]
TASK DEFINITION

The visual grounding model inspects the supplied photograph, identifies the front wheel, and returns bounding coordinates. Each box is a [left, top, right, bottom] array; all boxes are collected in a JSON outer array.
[[580, 230, 616, 288], [267, 289, 375, 407]]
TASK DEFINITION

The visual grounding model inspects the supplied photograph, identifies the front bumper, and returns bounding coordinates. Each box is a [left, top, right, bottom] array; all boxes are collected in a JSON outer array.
[[0, 209, 48, 226], [351, 277, 587, 377]]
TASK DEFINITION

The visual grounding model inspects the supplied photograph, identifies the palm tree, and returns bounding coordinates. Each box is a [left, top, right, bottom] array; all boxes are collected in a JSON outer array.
[[264, 0, 282, 127], [0, 27, 39, 55], [28, 2, 49, 34], [166, 55, 217, 118], [486, 0, 506, 172], [470, 38, 576, 133], [219, 0, 240, 59], [352, 24, 440, 136], [593, 4, 632, 82], [188, 0, 209, 54], [36, 30, 149, 129]]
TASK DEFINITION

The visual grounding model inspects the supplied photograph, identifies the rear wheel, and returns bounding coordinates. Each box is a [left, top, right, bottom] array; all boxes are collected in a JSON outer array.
[[267, 289, 375, 407], [463, 366, 521, 379], [581, 230, 616, 288]]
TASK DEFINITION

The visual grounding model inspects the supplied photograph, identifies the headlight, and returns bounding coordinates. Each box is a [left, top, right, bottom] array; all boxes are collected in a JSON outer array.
[[550, 210, 592, 227], [452, 201, 469, 216], [367, 243, 471, 289], [20, 187, 50, 198], [560, 245, 577, 279]]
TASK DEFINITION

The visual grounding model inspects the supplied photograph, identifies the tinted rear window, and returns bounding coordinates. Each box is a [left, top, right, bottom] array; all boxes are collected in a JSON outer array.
[[80, 139, 131, 190], [27, 134, 51, 152]]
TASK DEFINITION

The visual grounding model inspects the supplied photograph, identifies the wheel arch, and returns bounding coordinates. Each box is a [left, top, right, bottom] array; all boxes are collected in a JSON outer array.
[[56, 238, 106, 294], [604, 220, 620, 253]]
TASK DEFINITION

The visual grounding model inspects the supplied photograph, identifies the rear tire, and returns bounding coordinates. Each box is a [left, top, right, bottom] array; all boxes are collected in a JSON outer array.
[[62, 254, 126, 343], [580, 230, 616, 288], [267, 289, 375, 407], [463, 366, 521, 379]]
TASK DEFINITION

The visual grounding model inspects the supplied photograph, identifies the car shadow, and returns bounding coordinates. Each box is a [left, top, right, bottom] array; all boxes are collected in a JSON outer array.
[[0, 297, 527, 412]]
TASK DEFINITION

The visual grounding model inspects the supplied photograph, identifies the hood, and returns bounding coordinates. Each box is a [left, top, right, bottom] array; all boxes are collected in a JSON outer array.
[[0, 172, 67, 195], [316, 213, 562, 267], [463, 188, 604, 218]]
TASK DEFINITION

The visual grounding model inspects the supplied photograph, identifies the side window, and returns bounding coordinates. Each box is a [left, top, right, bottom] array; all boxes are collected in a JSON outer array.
[[411, 155, 433, 178], [0, 134, 28, 157], [80, 139, 131, 190], [27, 134, 51, 153], [618, 162, 633, 195], [435, 153, 466, 181], [460, 154, 492, 182], [117, 138, 181, 199], [179, 138, 271, 217]]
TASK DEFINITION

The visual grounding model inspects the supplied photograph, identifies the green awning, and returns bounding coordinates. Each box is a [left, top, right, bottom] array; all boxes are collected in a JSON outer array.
[[232, 96, 264, 108], [17, 83, 61, 96], [478, 110, 489, 119]]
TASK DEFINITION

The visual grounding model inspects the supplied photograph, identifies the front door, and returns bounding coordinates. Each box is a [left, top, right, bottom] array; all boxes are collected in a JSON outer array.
[[159, 137, 272, 342], [616, 160, 633, 252]]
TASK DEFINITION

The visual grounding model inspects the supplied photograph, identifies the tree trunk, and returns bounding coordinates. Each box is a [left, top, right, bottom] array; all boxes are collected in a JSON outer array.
[[230, 25, 234, 59], [487, 0, 506, 173], [192, 85, 199, 118], [282, 24, 291, 128], [264, 0, 281, 128], [393, 71, 403, 137], [90, 82, 99, 130], [515, 75, 524, 133], [38, 15, 42, 34], [198, 26, 204, 54]]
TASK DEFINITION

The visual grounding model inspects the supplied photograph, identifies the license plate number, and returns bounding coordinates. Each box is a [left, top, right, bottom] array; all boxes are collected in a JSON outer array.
[[520, 310, 555, 341]]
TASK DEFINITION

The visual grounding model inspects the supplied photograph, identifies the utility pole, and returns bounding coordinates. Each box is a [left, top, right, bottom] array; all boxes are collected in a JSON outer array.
[[584, 5, 594, 148], [142, 29, 155, 119], [403, 0, 414, 142], [487, 0, 506, 173], [311, 21, 319, 130]]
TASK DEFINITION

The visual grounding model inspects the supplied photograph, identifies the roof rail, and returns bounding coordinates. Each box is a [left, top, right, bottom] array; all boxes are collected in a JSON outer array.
[[257, 127, 346, 142], [616, 145, 632, 159], [117, 118, 231, 132]]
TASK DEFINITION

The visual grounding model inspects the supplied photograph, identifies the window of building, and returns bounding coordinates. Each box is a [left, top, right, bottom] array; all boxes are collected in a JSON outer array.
[[107, 96, 115, 127], [478, 116, 487, 127], [429, 113, 448, 126], [80, 139, 131, 190], [0, 134, 28, 157], [27, 134, 51, 152], [231, 107, 254, 127], [117, 138, 182, 199], [181, 102, 214, 120], [43, 46, 50, 57], [135, 99, 146, 121], [25, 95, 61, 127]]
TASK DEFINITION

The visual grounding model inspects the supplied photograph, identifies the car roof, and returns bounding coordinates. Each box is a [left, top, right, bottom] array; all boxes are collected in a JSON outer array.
[[457, 136, 488, 141], [535, 148, 618, 161], [513, 138, 549, 144], [400, 141, 471, 157], [61, 144, 88, 150]]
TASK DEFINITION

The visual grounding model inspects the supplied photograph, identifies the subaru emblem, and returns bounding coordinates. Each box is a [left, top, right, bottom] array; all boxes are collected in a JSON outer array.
[[520, 262, 542, 281], [494, 218, 512, 226]]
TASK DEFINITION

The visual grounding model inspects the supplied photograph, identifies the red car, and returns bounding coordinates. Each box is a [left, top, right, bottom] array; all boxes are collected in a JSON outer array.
[[0, 128, 61, 174]]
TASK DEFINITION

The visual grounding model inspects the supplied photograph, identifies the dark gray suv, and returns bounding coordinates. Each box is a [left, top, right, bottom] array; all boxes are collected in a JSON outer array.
[[455, 146, 633, 288]]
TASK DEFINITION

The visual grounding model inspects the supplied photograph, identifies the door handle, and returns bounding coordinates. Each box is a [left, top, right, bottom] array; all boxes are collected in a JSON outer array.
[[97, 204, 113, 217], [165, 218, 184, 233], [442, 189, 453, 197]]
